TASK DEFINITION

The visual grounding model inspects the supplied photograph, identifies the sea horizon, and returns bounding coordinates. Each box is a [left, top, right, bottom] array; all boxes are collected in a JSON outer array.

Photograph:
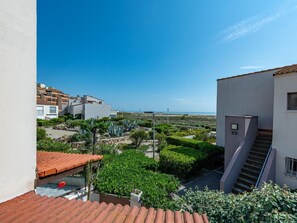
[[117, 110, 216, 116]]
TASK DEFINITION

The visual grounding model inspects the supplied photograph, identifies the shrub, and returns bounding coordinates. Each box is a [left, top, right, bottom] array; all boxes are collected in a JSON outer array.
[[174, 183, 297, 223], [37, 137, 72, 152], [96, 150, 179, 209], [160, 145, 208, 178], [37, 118, 65, 127], [96, 144, 118, 155], [155, 124, 180, 135], [37, 128, 46, 141], [69, 132, 91, 143], [129, 129, 148, 148], [193, 129, 208, 141], [166, 136, 200, 148], [138, 120, 152, 128]]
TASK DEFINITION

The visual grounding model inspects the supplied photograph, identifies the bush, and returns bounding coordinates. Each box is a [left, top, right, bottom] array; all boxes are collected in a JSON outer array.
[[37, 118, 65, 127], [129, 129, 148, 148], [37, 137, 72, 152], [174, 183, 297, 223], [138, 120, 152, 128], [160, 145, 208, 178], [69, 132, 91, 143], [37, 128, 46, 141], [193, 129, 208, 141], [96, 150, 179, 209], [166, 136, 224, 167], [155, 124, 180, 135], [166, 136, 200, 148]]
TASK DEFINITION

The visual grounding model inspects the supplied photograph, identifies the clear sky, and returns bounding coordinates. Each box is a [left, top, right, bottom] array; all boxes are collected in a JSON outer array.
[[37, 0, 297, 112]]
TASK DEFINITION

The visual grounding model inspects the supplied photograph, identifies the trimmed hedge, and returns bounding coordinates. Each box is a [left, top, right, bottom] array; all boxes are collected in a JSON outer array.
[[166, 136, 223, 158], [160, 145, 208, 178], [96, 150, 179, 209]]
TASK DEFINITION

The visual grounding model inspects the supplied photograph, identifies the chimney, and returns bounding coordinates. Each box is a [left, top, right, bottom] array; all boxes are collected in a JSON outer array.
[[130, 189, 142, 208]]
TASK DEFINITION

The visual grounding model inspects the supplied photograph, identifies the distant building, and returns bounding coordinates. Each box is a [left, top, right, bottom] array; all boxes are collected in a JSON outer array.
[[37, 83, 69, 114], [217, 64, 297, 193], [36, 99, 59, 120], [67, 95, 117, 120]]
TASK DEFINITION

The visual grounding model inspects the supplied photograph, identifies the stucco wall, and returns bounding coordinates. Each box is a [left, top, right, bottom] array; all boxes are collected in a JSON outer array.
[[0, 0, 36, 202], [217, 70, 276, 147], [84, 104, 113, 120], [273, 73, 297, 189]]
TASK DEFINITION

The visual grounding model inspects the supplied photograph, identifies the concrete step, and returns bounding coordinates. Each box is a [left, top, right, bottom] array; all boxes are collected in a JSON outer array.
[[234, 182, 252, 191], [249, 151, 267, 158], [232, 187, 244, 194], [248, 154, 265, 163], [242, 166, 260, 176], [239, 172, 258, 181], [243, 163, 262, 172], [246, 158, 264, 167], [238, 176, 257, 186], [252, 147, 270, 153]]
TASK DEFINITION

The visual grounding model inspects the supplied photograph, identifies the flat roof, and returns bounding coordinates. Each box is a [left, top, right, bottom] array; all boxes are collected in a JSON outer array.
[[0, 191, 208, 223]]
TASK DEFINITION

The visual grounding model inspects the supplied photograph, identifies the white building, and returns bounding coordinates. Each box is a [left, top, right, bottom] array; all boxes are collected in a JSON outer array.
[[36, 99, 59, 120], [68, 95, 117, 120], [217, 64, 297, 193]]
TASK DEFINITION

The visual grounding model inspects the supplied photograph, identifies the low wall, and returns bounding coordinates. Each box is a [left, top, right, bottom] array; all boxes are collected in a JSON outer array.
[[99, 193, 130, 206], [258, 148, 276, 188]]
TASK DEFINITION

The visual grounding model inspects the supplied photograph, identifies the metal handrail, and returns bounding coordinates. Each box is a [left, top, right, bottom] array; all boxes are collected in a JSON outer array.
[[256, 145, 272, 187]]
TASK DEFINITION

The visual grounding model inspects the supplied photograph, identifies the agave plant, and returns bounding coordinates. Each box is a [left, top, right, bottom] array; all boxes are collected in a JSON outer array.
[[108, 123, 123, 137], [122, 119, 138, 132]]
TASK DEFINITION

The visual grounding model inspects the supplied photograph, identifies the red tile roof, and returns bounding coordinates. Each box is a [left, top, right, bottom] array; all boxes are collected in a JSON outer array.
[[0, 192, 208, 223], [274, 64, 297, 76], [37, 152, 103, 177]]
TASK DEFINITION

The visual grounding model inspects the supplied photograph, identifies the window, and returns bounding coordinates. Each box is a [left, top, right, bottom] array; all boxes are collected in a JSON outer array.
[[287, 92, 297, 110], [285, 157, 297, 177], [36, 106, 44, 115], [49, 106, 57, 114]]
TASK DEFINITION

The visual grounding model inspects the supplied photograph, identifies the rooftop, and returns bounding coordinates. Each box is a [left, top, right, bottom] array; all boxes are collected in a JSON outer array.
[[37, 151, 103, 178], [217, 64, 297, 81], [274, 64, 297, 76], [0, 191, 208, 223]]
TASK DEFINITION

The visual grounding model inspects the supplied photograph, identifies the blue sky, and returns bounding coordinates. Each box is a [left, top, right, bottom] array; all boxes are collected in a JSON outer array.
[[38, 0, 297, 112]]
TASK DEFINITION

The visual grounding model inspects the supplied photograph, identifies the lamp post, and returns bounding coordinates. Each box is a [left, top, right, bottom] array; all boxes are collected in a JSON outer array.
[[144, 111, 155, 160]]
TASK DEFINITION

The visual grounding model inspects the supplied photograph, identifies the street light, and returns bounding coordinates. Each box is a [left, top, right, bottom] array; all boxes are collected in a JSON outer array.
[[144, 111, 155, 160]]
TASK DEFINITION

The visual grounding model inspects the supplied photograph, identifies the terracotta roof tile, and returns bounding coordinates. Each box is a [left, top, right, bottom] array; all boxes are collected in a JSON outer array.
[[0, 192, 208, 223], [37, 151, 103, 177], [274, 64, 297, 76]]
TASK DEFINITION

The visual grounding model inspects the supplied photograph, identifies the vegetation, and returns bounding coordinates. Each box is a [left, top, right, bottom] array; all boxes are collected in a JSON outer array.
[[95, 150, 180, 209], [174, 183, 297, 223], [37, 128, 47, 141], [160, 145, 208, 178], [129, 129, 148, 148], [37, 117, 65, 127], [37, 137, 72, 153], [155, 123, 180, 135], [108, 123, 123, 137]]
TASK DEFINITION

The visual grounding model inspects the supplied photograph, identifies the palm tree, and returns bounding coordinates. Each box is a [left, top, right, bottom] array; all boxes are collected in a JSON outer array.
[[80, 118, 108, 155]]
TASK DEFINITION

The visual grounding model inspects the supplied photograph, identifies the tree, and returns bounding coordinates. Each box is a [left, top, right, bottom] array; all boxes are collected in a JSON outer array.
[[80, 119, 108, 154], [129, 129, 148, 148]]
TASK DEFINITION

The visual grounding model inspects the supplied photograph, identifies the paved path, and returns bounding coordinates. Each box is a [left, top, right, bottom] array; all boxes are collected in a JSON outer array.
[[178, 167, 224, 196]]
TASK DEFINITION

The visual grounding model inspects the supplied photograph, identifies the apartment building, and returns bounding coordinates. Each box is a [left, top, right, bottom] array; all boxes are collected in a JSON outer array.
[[217, 64, 297, 193], [37, 83, 69, 113]]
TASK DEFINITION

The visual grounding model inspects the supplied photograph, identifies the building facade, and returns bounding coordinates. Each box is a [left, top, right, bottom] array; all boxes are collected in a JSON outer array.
[[217, 64, 297, 192], [68, 95, 117, 120], [36, 99, 59, 120]]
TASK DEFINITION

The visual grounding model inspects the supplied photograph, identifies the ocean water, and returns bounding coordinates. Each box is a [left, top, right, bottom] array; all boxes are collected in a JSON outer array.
[[121, 111, 216, 116]]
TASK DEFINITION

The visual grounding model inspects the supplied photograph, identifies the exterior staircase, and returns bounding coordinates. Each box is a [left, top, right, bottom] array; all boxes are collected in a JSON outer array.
[[232, 130, 272, 194]]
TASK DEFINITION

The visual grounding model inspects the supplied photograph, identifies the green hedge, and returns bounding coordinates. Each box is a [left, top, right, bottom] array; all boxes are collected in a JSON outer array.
[[174, 183, 297, 223], [166, 136, 223, 158], [37, 118, 65, 127], [96, 150, 179, 209], [160, 145, 208, 178], [37, 128, 47, 141]]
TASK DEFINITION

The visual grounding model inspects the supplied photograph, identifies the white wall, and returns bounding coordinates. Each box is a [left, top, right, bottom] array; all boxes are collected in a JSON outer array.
[[217, 70, 276, 147], [84, 104, 113, 120], [36, 105, 59, 120], [0, 0, 36, 202], [273, 73, 297, 189]]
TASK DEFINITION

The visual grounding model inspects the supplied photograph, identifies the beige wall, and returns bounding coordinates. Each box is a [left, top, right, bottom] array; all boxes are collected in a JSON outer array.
[[0, 0, 36, 202], [273, 73, 297, 189], [217, 70, 276, 147]]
